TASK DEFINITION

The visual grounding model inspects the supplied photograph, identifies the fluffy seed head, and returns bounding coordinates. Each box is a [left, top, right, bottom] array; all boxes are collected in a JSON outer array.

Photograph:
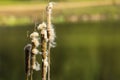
[[32, 63, 36, 70], [49, 27, 55, 41], [37, 22, 47, 31], [41, 29, 48, 42], [32, 62, 40, 71], [34, 62, 40, 71], [48, 25, 56, 48], [47, 2, 55, 10], [31, 38, 40, 47], [46, 2, 55, 14], [32, 48, 39, 55], [44, 57, 48, 67], [43, 57, 48, 73], [30, 32, 39, 39]]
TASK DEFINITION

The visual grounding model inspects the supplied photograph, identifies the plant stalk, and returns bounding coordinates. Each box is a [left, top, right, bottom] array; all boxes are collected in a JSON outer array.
[[46, 3, 53, 80], [41, 34, 48, 80]]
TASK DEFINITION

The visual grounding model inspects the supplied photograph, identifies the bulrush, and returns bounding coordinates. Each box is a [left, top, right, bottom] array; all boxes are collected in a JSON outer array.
[[37, 22, 48, 80], [46, 2, 56, 80], [24, 2, 56, 80]]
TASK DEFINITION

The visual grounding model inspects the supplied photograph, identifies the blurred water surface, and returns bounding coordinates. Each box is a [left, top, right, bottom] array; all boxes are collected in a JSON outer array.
[[0, 21, 120, 80]]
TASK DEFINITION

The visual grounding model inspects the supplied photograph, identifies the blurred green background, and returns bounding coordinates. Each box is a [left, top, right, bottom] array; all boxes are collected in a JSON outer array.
[[0, 0, 120, 80]]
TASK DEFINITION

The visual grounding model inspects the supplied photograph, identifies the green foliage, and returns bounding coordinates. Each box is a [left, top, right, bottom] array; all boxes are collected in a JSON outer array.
[[62, 5, 120, 15], [0, 16, 31, 27]]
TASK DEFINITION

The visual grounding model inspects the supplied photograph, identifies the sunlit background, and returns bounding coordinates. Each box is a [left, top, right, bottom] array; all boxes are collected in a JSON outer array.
[[0, 0, 120, 80]]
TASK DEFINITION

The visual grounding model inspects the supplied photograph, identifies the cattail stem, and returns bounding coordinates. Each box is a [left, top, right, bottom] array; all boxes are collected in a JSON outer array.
[[46, 2, 54, 80], [24, 44, 32, 80], [47, 7, 51, 80], [41, 33, 48, 80], [47, 45, 51, 80], [37, 22, 48, 80], [30, 42, 36, 80], [26, 74, 29, 80], [30, 53, 35, 80], [29, 32, 40, 80], [30, 70, 33, 80]]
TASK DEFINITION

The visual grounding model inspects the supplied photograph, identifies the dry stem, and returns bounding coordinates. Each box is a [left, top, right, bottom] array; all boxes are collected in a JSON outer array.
[[24, 44, 32, 80], [46, 3, 53, 80], [30, 43, 36, 80], [41, 33, 48, 80]]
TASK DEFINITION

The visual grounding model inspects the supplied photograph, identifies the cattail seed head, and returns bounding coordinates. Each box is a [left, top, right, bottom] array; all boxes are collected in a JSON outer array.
[[49, 25, 55, 41], [34, 62, 40, 71], [37, 22, 48, 42], [32, 63, 37, 70], [41, 29, 48, 42], [48, 25, 56, 48], [30, 32, 39, 39], [31, 38, 40, 47], [44, 57, 48, 73], [37, 22, 47, 31], [32, 48, 39, 55], [46, 2, 55, 14], [44, 59, 48, 67]]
